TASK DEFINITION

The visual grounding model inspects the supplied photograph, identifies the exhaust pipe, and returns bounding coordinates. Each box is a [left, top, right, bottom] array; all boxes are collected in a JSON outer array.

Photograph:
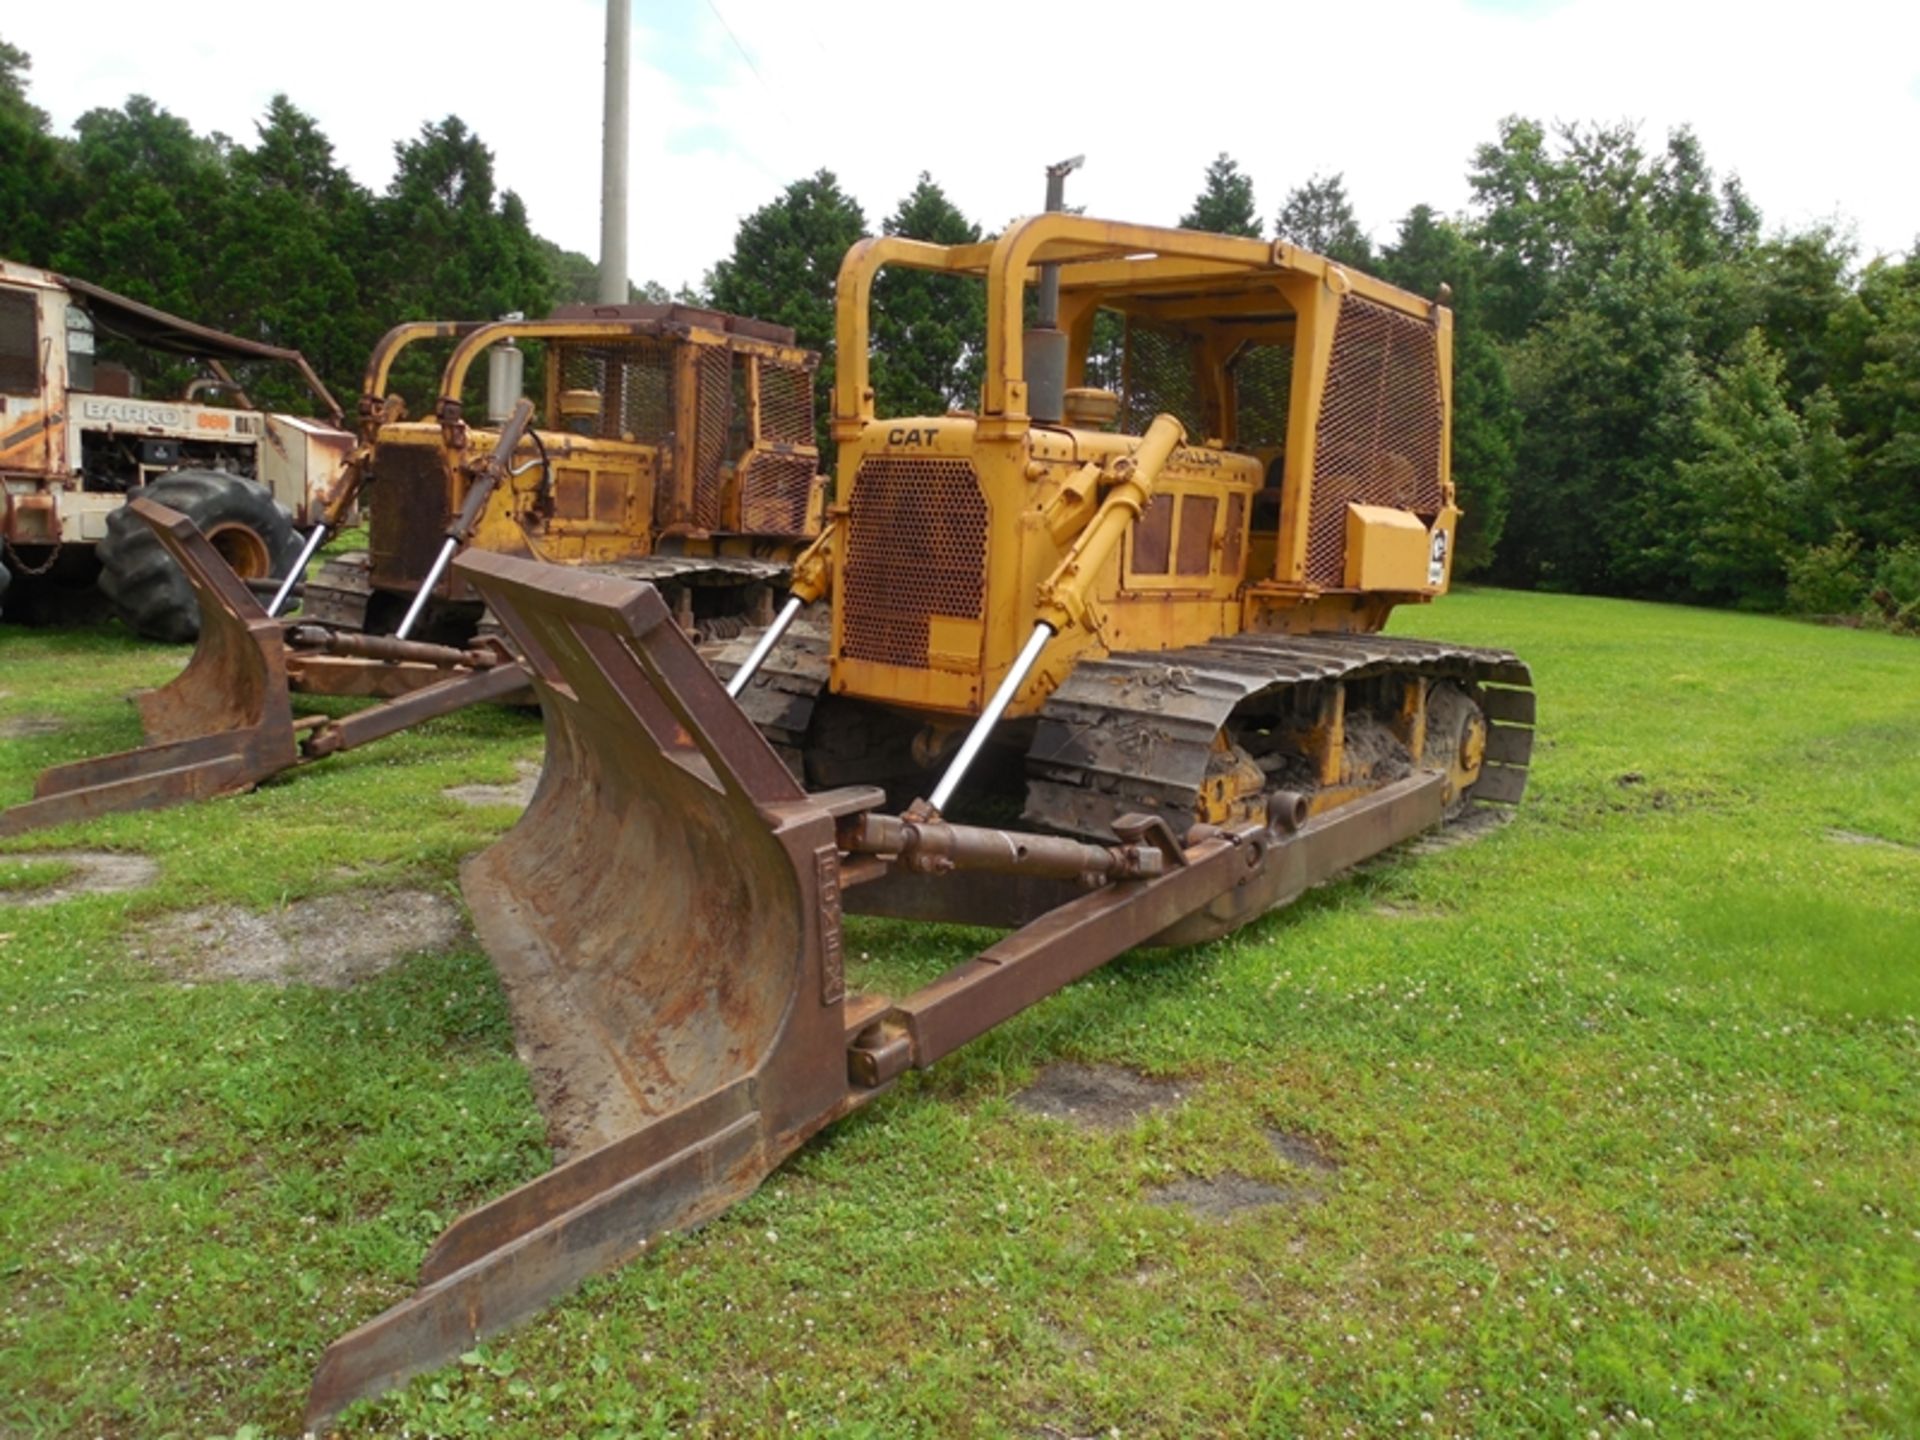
[[1022, 154, 1083, 426]]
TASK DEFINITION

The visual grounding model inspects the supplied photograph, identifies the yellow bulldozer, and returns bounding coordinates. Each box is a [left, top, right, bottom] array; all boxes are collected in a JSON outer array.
[[0, 303, 826, 834], [303, 302, 826, 645], [301, 212, 1536, 1423]]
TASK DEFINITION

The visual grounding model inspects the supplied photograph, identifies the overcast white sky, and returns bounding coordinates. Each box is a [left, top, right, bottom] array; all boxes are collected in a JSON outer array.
[[9, 0, 1919, 291]]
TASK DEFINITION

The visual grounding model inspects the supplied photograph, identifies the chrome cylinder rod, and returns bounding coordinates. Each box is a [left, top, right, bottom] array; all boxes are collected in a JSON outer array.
[[725, 595, 804, 698], [267, 524, 329, 618], [396, 536, 459, 641], [927, 620, 1054, 815]]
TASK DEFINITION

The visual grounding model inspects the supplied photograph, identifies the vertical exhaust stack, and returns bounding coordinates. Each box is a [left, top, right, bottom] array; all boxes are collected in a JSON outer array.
[[598, 0, 632, 306], [1023, 154, 1083, 425], [486, 316, 526, 424]]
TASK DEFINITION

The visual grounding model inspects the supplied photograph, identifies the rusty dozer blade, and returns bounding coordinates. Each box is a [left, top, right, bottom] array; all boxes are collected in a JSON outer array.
[[305, 551, 1455, 1428], [0, 499, 528, 838]]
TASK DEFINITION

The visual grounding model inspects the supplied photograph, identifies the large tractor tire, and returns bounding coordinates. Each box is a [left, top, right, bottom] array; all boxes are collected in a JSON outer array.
[[98, 470, 301, 642]]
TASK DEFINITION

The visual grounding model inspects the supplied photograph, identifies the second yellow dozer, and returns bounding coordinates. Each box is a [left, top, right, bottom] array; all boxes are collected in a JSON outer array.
[[0, 305, 826, 835], [304, 216, 1536, 1423]]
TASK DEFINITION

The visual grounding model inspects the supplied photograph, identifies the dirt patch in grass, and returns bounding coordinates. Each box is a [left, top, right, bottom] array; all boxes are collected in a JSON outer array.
[[0, 850, 159, 907], [1406, 806, 1512, 854], [132, 888, 467, 987], [444, 760, 541, 809], [1372, 899, 1442, 919], [1266, 1128, 1341, 1173], [0, 714, 68, 739], [1011, 1062, 1187, 1131], [1826, 827, 1918, 853], [1146, 1172, 1326, 1220]]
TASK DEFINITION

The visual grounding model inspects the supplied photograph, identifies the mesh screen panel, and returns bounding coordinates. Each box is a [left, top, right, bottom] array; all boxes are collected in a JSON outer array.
[[843, 457, 986, 669], [738, 451, 814, 536], [1232, 343, 1293, 450], [1120, 322, 1204, 437], [559, 338, 675, 442], [691, 347, 733, 529], [759, 360, 814, 446], [1305, 297, 1444, 586]]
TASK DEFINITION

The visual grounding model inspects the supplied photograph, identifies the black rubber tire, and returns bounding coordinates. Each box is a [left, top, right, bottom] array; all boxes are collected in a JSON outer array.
[[98, 469, 302, 642], [0, 556, 11, 621]]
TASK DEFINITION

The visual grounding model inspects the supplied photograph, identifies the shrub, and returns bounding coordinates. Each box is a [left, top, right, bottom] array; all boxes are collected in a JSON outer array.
[[1785, 531, 1868, 616]]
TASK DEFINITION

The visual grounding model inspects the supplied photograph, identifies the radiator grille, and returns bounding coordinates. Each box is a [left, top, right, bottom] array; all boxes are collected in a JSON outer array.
[[759, 360, 815, 446], [843, 457, 986, 670], [738, 451, 814, 536], [1305, 296, 1443, 587], [369, 443, 451, 588]]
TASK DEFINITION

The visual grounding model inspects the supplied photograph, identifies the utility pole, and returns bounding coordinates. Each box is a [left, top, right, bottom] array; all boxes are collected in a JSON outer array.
[[598, 0, 631, 305]]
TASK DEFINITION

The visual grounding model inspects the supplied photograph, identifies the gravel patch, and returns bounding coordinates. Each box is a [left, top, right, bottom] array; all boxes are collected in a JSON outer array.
[[444, 760, 542, 809], [1146, 1172, 1326, 1220], [132, 887, 468, 987], [1, 850, 159, 907]]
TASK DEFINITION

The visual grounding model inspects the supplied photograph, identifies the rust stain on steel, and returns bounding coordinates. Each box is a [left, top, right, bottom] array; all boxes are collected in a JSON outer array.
[[304, 554, 1464, 1429]]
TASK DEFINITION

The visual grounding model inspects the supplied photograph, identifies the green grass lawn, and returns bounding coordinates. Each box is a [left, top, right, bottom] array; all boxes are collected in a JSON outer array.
[[1, 588, 1916, 1438]]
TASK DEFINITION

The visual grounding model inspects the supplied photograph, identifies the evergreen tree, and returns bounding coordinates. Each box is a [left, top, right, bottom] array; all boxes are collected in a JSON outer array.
[[215, 96, 373, 408], [1649, 127, 1727, 270], [0, 39, 45, 129], [871, 173, 984, 418], [708, 170, 868, 448], [53, 96, 235, 328], [1501, 215, 1702, 593], [1828, 251, 1920, 548], [366, 116, 552, 412], [1273, 172, 1372, 267], [1661, 330, 1818, 609], [1752, 225, 1854, 404], [538, 239, 601, 305], [1180, 153, 1259, 238], [374, 117, 551, 322]]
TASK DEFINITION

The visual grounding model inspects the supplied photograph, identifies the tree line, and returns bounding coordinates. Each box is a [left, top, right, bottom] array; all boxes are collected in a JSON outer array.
[[3, 38, 1914, 627]]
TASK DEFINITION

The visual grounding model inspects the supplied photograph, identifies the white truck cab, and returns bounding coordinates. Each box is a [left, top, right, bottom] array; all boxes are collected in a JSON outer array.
[[0, 259, 354, 636]]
